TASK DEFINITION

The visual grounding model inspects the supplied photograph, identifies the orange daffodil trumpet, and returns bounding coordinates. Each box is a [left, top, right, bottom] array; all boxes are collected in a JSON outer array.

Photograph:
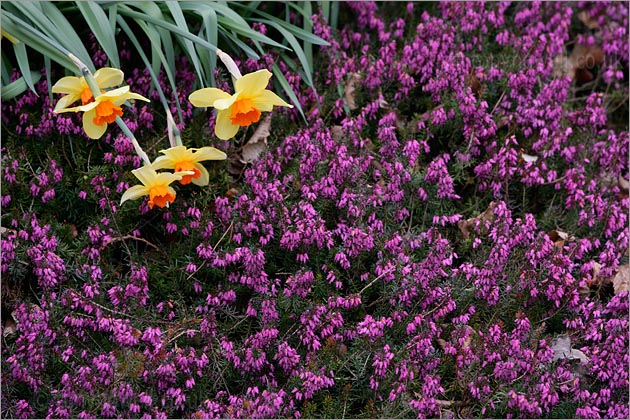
[[120, 165, 195, 209], [52, 67, 125, 110], [152, 146, 227, 186], [54, 86, 150, 139], [189, 69, 293, 140]]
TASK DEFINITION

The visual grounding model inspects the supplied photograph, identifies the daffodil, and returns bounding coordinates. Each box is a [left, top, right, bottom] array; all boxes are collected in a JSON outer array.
[[151, 145, 227, 186], [52, 67, 124, 111], [189, 69, 293, 140], [120, 165, 194, 209], [54, 86, 149, 139]]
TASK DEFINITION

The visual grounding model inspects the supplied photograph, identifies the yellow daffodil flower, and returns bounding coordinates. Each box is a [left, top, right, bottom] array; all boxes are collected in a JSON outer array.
[[52, 67, 124, 111], [54, 86, 149, 139], [189, 69, 293, 140], [120, 165, 194, 209], [151, 145, 227, 186]]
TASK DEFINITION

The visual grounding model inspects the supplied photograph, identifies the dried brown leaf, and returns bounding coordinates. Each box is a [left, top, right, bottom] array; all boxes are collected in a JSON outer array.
[[464, 72, 482, 96], [577, 10, 600, 30], [344, 72, 362, 110], [551, 335, 590, 365], [458, 202, 497, 240], [618, 174, 630, 193], [554, 43, 604, 84], [239, 115, 271, 164], [612, 265, 629, 294], [331, 125, 344, 141], [3, 317, 17, 337]]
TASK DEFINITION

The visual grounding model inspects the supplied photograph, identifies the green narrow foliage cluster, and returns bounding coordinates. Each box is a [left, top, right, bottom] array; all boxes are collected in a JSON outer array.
[[1, 1, 329, 120]]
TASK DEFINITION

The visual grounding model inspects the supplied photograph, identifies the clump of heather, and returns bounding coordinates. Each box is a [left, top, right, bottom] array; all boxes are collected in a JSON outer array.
[[2, 1, 628, 419]]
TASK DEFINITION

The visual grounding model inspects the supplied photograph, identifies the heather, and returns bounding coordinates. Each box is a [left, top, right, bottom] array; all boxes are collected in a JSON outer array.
[[1, 1, 629, 418]]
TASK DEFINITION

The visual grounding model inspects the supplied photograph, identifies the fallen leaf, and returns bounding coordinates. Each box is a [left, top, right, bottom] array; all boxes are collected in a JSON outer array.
[[520, 152, 539, 163], [553, 43, 604, 84], [577, 10, 600, 30], [239, 115, 271, 164], [464, 72, 482, 96], [225, 188, 239, 200], [548, 229, 576, 249], [458, 202, 497, 240], [551, 335, 590, 365], [344, 72, 362, 110], [3, 317, 17, 337], [330, 125, 344, 141], [612, 265, 629, 294], [618, 174, 629, 193], [436, 338, 448, 350]]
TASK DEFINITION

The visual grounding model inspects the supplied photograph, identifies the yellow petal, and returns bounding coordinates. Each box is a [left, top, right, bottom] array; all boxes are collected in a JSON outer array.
[[214, 109, 240, 140], [55, 101, 98, 114], [132, 165, 159, 186], [99, 86, 130, 98], [54, 94, 81, 112], [157, 171, 190, 185], [52, 76, 83, 94], [191, 146, 227, 162], [213, 94, 239, 111], [252, 89, 293, 112], [93, 68, 124, 89], [82, 109, 107, 139], [151, 154, 176, 171], [120, 185, 150, 204], [235, 69, 272, 94], [191, 163, 210, 186], [189, 87, 232, 108], [122, 91, 151, 103]]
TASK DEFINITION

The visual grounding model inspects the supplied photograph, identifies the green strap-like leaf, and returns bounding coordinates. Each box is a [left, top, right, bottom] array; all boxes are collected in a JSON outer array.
[[12, 40, 38, 96], [76, 1, 120, 69], [116, 15, 174, 121], [1, 71, 42, 100], [259, 18, 314, 88], [164, 1, 204, 85], [272, 62, 305, 123], [0, 11, 76, 71], [114, 6, 218, 53], [116, 14, 183, 123]]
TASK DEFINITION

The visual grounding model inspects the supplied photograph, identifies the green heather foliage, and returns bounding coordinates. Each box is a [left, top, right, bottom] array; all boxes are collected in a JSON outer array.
[[1, 1, 629, 419]]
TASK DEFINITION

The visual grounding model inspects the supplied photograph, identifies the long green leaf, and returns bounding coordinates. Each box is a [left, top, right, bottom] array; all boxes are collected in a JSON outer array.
[[1, 71, 42, 100], [12, 40, 37, 96], [0, 12, 75, 71], [116, 16, 173, 120], [119, 2, 176, 84], [38, 2, 94, 69], [1, 50, 11, 85], [232, 3, 329, 46], [260, 19, 314, 87], [221, 29, 260, 59], [45, 55, 52, 103], [116, 14, 183, 123], [217, 16, 288, 50], [272, 62, 305, 122], [76, 1, 120, 68], [113, 6, 218, 53], [164, 1, 204, 85]]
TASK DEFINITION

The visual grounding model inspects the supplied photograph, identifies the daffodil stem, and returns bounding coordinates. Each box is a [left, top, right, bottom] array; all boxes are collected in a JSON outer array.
[[165, 108, 183, 147], [217, 49, 242, 80], [68, 53, 152, 167]]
